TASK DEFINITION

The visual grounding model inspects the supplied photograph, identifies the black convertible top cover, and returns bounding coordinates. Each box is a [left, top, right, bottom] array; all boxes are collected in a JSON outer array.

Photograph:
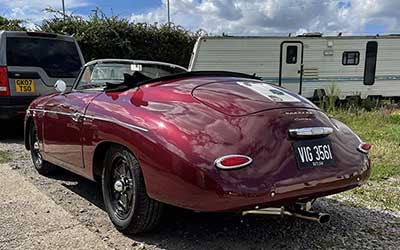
[[105, 71, 262, 92], [139, 71, 262, 85]]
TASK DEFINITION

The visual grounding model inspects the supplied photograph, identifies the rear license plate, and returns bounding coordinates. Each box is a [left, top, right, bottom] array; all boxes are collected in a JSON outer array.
[[15, 79, 35, 93], [293, 138, 336, 169]]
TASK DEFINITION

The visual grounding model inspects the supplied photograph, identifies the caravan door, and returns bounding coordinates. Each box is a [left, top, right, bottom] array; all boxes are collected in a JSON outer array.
[[280, 42, 303, 94]]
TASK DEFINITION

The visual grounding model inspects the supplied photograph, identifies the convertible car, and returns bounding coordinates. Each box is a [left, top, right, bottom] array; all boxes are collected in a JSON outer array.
[[25, 59, 371, 234]]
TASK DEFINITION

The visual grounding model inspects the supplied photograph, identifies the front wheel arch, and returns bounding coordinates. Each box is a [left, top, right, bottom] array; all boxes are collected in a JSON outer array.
[[24, 117, 34, 150]]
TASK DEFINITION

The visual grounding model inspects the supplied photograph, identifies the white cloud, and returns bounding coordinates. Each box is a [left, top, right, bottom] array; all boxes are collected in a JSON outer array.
[[1, 0, 399, 35], [130, 0, 400, 35], [0, 0, 89, 28]]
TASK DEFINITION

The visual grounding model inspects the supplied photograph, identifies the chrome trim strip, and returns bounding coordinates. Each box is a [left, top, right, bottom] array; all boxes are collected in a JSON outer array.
[[28, 108, 44, 112], [45, 110, 73, 116], [214, 154, 253, 170], [289, 127, 333, 138], [28, 108, 72, 117], [27, 109, 148, 133], [83, 114, 148, 132]]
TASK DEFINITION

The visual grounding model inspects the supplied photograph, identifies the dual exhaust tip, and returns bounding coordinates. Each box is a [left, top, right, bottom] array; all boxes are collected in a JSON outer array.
[[242, 204, 330, 224]]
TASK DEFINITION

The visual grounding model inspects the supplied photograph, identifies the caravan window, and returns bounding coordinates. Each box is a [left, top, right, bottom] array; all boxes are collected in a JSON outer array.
[[286, 46, 298, 64], [342, 51, 360, 65], [364, 41, 378, 85]]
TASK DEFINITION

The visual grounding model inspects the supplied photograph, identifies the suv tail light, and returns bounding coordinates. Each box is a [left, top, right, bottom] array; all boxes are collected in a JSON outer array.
[[0, 66, 10, 96]]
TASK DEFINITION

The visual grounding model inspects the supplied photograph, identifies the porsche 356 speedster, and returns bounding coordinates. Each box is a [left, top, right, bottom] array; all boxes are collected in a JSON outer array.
[[25, 59, 371, 234]]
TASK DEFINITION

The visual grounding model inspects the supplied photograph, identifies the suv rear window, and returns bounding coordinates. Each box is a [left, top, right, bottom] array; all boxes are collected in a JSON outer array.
[[6, 37, 82, 78]]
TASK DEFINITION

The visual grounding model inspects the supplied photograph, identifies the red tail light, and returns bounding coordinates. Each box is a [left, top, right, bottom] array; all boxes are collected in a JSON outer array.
[[0, 66, 10, 96], [215, 155, 253, 170], [358, 143, 371, 154]]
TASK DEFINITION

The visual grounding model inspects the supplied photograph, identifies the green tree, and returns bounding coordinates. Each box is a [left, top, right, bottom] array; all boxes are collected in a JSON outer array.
[[0, 16, 26, 31], [40, 9, 200, 67]]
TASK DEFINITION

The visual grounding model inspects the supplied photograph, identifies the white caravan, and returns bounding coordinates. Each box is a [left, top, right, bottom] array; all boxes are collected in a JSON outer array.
[[189, 34, 400, 100]]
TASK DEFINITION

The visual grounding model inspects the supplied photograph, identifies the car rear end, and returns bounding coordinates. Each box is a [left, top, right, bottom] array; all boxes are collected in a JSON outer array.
[[215, 108, 371, 210], [179, 78, 371, 211], [0, 31, 84, 119]]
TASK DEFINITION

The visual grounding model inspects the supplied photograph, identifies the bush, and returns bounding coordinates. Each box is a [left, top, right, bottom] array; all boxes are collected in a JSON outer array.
[[39, 9, 200, 67], [319, 83, 340, 112], [318, 83, 396, 112], [0, 16, 26, 31]]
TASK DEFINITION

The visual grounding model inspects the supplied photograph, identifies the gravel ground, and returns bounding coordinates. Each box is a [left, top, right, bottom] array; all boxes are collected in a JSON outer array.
[[0, 121, 399, 250]]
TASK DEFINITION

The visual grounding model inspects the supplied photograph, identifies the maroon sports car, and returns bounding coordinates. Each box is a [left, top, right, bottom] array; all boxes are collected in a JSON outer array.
[[25, 59, 371, 234]]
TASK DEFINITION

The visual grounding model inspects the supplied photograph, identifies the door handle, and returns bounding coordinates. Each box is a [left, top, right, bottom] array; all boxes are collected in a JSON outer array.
[[71, 112, 82, 122], [297, 64, 304, 74]]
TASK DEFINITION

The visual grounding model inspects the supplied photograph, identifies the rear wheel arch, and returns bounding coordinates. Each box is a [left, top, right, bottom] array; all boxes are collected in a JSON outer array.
[[92, 141, 113, 182], [92, 141, 141, 183], [94, 142, 164, 233]]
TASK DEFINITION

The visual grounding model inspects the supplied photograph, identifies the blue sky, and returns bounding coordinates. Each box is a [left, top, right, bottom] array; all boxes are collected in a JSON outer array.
[[71, 0, 163, 17], [0, 0, 398, 35]]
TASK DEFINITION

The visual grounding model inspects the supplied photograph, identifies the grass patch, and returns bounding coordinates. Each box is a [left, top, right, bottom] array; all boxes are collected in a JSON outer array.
[[329, 108, 400, 211], [0, 150, 11, 164], [330, 109, 400, 181], [332, 177, 400, 211]]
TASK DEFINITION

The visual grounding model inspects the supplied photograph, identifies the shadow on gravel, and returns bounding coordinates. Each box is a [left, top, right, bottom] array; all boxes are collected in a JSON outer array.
[[56, 169, 105, 210], [130, 200, 399, 250], [57, 170, 400, 249], [0, 117, 24, 142]]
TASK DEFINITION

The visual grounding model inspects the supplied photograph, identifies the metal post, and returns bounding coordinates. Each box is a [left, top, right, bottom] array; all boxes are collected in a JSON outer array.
[[62, 0, 66, 20], [167, 0, 170, 27]]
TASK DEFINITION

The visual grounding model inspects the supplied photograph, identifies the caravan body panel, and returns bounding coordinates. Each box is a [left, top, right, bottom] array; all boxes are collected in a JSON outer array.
[[190, 36, 400, 99]]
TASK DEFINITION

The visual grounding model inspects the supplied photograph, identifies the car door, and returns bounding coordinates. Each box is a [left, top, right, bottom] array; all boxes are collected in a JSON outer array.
[[42, 90, 100, 169]]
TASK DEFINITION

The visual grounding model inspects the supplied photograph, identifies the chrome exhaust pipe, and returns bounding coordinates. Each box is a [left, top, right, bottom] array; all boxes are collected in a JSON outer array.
[[285, 209, 330, 224], [242, 205, 330, 224]]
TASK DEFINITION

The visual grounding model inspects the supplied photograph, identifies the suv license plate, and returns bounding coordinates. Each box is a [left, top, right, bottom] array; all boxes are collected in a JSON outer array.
[[15, 79, 35, 93], [293, 138, 336, 169]]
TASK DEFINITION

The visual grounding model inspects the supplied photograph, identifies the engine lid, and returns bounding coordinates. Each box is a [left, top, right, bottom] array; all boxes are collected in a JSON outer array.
[[192, 80, 316, 116]]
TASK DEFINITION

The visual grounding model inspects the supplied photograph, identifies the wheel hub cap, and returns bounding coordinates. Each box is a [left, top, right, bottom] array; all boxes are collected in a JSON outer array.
[[114, 180, 125, 192]]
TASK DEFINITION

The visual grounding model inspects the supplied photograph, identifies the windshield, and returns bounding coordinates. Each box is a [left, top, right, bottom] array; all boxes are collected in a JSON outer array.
[[75, 62, 186, 90]]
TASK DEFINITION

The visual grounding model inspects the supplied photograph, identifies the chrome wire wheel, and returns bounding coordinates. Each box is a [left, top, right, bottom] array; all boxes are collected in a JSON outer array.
[[29, 122, 53, 175], [102, 145, 164, 234], [30, 125, 43, 167], [109, 155, 135, 220]]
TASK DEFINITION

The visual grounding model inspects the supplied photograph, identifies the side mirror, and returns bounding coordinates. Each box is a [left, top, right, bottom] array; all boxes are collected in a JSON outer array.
[[54, 80, 67, 93]]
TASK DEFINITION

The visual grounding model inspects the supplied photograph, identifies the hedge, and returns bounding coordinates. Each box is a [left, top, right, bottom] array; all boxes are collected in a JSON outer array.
[[40, 9, 199, 67], [0, 16, 26, 31], [1, 9, 201, 67]]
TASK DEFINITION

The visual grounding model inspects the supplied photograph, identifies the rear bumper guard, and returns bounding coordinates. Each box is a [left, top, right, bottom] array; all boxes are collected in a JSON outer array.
[[289, 127, 333, 138]]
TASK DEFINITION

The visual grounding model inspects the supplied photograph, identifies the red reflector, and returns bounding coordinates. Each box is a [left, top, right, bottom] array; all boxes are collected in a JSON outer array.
[[358, 143, 371, 154], [0, 66, 10, 96], [215, 155, 253, 170], [221, 156, 249, 166], [361, 143, 372, 151]]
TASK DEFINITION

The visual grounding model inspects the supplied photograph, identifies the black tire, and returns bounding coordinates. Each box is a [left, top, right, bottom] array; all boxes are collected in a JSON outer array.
[[102, 145, 164, 234], [29, 122, 54, 175]]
